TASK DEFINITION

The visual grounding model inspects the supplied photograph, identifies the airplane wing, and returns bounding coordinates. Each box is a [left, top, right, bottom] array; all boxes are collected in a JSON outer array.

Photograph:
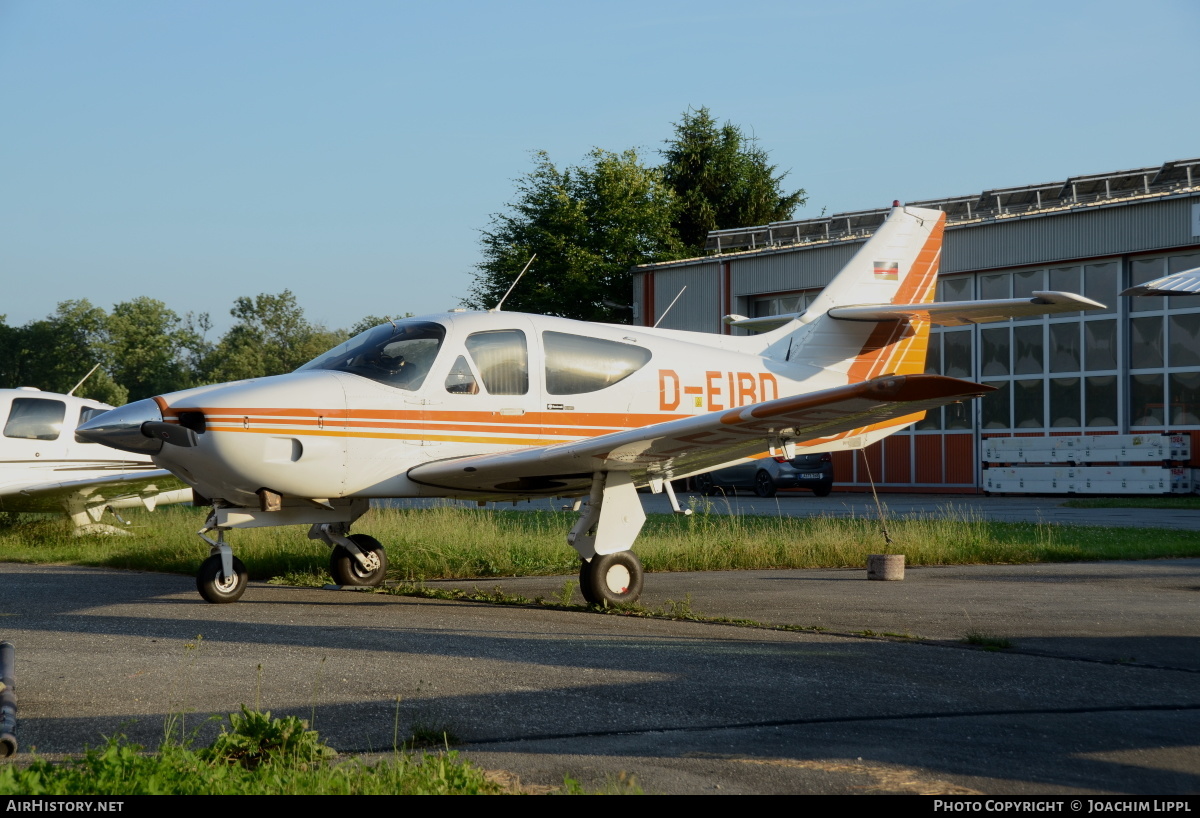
[[0, 468, 189, 514], [1121, 266, 1200, 297], [826, 291, 1105, 325], [407, 373, 992, 496], [721, 291, 1105, 331]]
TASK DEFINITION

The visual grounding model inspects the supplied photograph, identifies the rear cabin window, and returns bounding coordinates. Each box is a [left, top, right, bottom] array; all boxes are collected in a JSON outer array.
[[465, 330, 528, 395], [4, 398, 66, 441], [543, 332, 652, 395]]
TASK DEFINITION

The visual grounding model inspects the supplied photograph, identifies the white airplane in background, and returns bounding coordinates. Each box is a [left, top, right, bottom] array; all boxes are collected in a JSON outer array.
[[0, 387, 191, 534], [1121, 265, 1200, 296], [79, 203, 1106, 604]]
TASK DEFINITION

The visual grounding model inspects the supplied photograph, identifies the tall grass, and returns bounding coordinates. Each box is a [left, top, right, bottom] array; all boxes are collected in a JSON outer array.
[[1, 501, 1197, 583]]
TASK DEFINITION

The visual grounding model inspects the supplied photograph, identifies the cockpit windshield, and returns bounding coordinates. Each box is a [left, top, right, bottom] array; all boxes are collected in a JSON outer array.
[[296, 321, 447, 390]]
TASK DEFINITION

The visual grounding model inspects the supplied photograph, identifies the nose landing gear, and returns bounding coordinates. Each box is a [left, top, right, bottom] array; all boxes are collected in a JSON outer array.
[[196, 527, 248, 604], [192, 499, 378, 603]]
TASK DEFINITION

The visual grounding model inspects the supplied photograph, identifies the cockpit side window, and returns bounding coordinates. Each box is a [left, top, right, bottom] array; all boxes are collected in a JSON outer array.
[[465, 330, 528, 395], [4, 398, 66, 441], [543, 332, 652, 395], [297, 321, 447, 391], [444, 355, 480, 394]]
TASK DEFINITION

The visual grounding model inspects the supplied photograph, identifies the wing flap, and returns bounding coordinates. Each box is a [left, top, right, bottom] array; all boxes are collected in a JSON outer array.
[[407, 374, 992, 496]]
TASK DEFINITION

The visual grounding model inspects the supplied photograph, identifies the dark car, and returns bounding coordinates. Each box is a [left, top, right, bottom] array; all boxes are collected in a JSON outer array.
[[693, 452, 834, 498]]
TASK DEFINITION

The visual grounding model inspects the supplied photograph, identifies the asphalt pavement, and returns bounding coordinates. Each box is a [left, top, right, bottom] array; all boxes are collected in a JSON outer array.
[[2, 521, 1199, 793]]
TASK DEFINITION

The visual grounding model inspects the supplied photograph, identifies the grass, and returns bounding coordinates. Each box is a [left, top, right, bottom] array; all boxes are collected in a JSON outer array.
[[0, 708, 506, 795], [1060, 496, 1200, 510], [962, 631, 1014, 651], [2, 501, 1199, 584]]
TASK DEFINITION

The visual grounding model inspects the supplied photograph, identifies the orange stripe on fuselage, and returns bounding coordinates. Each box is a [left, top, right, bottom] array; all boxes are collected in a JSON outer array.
[[168, 405, 684, 429]]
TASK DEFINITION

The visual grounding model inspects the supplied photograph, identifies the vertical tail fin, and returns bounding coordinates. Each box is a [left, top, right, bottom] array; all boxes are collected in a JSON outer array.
[[760, 204, 946, 382]]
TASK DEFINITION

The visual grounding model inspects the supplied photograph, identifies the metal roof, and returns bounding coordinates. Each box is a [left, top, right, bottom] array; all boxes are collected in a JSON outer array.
[[701, 157, 1200, 255]]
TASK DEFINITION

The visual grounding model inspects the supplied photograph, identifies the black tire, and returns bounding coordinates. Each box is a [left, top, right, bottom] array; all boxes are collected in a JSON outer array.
[[578, 559, 599, 604], [811, 483, 832, 498], [694, 473, 718, 496], [580, 551, 644, 606], [196, 554, 248, 604], [329, 534, 388, 586], [754, 470, 777, 498]]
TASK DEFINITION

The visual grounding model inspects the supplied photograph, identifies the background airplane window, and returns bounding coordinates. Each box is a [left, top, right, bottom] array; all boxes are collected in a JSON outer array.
[[543, 332, 652, 395], [466, 330, 528, 395], [75, 406, 108, 443], [4, 398, 66, 440]]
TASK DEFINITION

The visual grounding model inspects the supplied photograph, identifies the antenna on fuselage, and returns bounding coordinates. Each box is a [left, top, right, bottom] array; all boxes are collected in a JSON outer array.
[[652, 286, 687, 328], [67, 363, 102, 396], [491, 254, 536, 312]]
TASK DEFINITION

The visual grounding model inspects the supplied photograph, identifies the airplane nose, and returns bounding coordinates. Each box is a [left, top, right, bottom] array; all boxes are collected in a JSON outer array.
[[76, 398, 165, 454]]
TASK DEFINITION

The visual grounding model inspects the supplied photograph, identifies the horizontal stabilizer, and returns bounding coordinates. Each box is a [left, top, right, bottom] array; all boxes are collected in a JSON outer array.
[[1121, 266, 1200, 297], [827, 291, 1105, 326], [722, 313, 803, 332]]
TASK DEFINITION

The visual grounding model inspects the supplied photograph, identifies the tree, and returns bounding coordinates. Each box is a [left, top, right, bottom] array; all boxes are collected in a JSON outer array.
[[467, 148, 682, 323], [104, 297, 208, 401], [200, 290, 344, 382], [660, 107, 807, 252], [0, 301, 128, 405]]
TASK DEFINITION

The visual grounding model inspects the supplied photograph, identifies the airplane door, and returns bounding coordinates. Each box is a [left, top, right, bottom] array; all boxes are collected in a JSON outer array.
[[438, 317, 543, 449]]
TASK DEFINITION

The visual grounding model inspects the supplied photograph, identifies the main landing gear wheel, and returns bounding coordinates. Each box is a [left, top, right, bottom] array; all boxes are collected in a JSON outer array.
[[329, 534, 388, 587], [197, 554, 248, 604], [754, 470, 777, 498], [579, 551, 644, 606]]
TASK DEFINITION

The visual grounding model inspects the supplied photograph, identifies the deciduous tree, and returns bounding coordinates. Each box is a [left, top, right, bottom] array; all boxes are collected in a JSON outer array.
[[467, 149, 681, 323], [660, 107, 807, 253], [200, 290, 344, 382]]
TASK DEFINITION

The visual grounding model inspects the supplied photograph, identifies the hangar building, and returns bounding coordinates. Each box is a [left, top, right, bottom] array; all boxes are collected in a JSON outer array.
[[631, 159, 1200, 493]]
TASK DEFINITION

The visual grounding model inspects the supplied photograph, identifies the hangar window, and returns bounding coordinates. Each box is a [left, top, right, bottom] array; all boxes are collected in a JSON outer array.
[[543, 332, 652, 395], [1085, 376, 1118, 427], [4, 398, 66, 441]]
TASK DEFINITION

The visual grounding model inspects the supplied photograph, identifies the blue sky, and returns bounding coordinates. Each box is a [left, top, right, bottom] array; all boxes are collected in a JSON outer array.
[[3, 0, 1197, 335]]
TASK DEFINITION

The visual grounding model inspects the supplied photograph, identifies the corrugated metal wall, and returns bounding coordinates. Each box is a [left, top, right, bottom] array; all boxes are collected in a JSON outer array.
[[729, 242, 861, 297], [650, 262, 722, 332], [943, 197, 1199, 273]]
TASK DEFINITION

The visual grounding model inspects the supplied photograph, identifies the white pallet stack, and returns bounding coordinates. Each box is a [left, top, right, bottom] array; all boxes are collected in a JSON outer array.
[[982, 434, 1193, 495]]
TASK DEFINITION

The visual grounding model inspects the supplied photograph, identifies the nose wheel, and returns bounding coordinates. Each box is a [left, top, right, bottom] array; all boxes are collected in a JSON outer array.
[[196, 554, 248, 604], [579, 551, 644, 606]]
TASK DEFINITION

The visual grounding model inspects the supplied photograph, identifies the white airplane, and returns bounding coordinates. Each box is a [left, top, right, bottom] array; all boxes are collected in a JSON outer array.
[[1121, 265, 1200, 296], [0, 387, 191, 534], [78, 204, 1105, 604]]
